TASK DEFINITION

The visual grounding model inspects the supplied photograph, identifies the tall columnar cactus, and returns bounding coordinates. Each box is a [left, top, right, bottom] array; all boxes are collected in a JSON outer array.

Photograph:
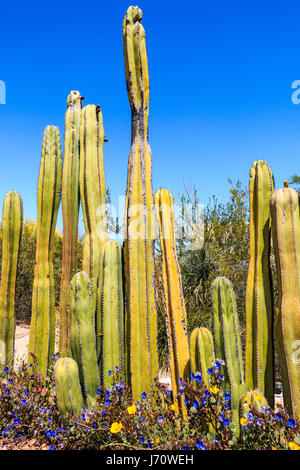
[[98, 240, 125, 387], [155, 189, 190, 418], [270, 183, 300, 417], [79, 104, 107, 326], [0, 191, 23, 367], [190, 327, 215, 388], [123, 6, 158, 399], [212, 277, 246, 438], [245, 160, 274, 407], [59, 91, 82, 357], [70, 271, 100, 409], [29, 126, 62, 376], [55, 357, 84, 418]]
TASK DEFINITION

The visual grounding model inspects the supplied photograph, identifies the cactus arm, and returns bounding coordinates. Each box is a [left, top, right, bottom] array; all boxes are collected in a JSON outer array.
[[190, 328, 200, 374], [59, 91, 82, 356], [270, 186, 300, 416], [155, 189, 190, 418], [123, 6, 158, 399], [70, 271, 100, 409], [212, 277, 246, 438], [29, 126, 62, 377], [197, 327, 215, 387], [100, 240, 125, 387], [245, 160, 274, 406], [0, 191, 23, 366], [55, 357, 84, 418]]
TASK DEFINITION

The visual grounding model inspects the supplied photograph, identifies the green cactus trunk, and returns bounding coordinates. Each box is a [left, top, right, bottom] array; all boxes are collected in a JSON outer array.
[[155, 189, 190, 419], [245, 160, 274, 407], [70, 271, 100, 409], [59, 91, 82, 357], [270, 184, 300, 417], [55, 357, 84, 418], [123, 6, 158, 399], [0, 191, 23, 367], [79, 104, 107, 331], [98, 240, 125, 388], [28, 126, 62, 377], [190, 327, 215, 388], [212, 277, 246, 438]]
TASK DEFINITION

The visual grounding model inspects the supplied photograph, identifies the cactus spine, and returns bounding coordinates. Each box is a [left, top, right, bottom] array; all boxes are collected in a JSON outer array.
[[155, 189, 190, 418], [28, 126, 62, 376], [245, 160, 274, 406], [212, 277, 246, 438], [70, 271, 100, 408], [190, 327, 215, 388], [79, 104, 107, 327], [0, 191, 23, 366], [270, 184, 300, 416], [59, 91, 82, 357], [99, 240, 125, 387], [123, 6, 158, 399], [55, 357, 84, 418]]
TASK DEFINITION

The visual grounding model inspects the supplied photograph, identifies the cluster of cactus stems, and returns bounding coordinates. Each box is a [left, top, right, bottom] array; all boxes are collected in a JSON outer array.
[[70, 271, 100, 409], [99, 240, 125, 388], [55, 357, 84, 418], [123, 6, 158, 400], [59, 91, 82, 357], [155, 189, 191, 418], [270, 183, 300, 417], [1, 5, 300, 428], [245, 160, 275, 407], [0, 192, 23, 367], [213, 277, 246, 437], [28, 126, 62, 377], [190, 327, 215, 388]]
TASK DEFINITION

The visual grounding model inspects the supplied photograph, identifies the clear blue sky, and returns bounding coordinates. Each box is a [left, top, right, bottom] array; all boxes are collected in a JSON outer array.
[[0, 0, 299, 235]]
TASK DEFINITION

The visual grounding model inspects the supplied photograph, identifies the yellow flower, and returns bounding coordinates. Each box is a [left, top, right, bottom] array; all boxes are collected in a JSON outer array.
[[170, 404, 176, 411], [110, 422, 123, 434], [85, 418, 90, 424], [272, 447, 277, 451], [240, 418, 248, 427], [26, 344, 29, 349], [127, 404, 137, 415], [210, 386, 219, 394], [289, 441, 300, 450], [256, 394, 263, 400], [155, 438, 160, 444]]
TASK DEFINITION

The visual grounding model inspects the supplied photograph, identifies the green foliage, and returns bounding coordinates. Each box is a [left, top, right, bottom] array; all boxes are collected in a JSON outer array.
[[0, 360, 299, 450], [289, 174, 300, 194]]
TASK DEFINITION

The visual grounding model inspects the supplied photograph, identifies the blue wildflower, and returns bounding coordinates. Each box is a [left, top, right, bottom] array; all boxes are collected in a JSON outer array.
[[193, 400, 199, 409], [287, 418, 296, 428], [223, 419, 230, 426], [182, 446, 189, 450], [275, 413, 282, 421], [196, 440, 206, 450], [141, 392, 147, 399]]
